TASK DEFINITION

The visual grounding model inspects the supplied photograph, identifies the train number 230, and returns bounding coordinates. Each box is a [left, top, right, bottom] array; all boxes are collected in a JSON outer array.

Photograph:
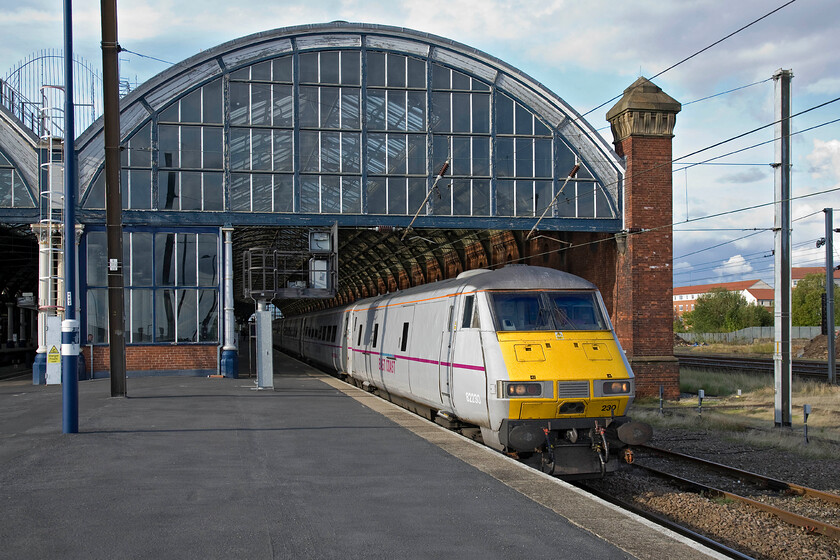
[[601, 404, 617, 412]]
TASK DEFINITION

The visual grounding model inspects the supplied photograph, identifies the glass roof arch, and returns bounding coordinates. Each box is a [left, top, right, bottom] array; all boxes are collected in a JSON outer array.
[[75, 22, 625, 232]]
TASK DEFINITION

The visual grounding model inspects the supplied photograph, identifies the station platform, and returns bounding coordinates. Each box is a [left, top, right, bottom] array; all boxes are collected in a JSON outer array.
[[0, 351, 724, 560]]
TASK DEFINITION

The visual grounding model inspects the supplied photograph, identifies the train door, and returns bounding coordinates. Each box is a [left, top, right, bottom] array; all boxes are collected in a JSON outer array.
[[438, 298, 455, 410], [340, 313, 351, 375], [449, 292, 489, 424]]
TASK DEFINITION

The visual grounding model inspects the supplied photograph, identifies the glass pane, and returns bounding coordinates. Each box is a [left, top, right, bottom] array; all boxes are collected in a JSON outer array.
[[12, 173, 33, 207], [155, 289, 176, 342], [496, 137, 514, 177], [198, 289, 219, 342], [340, 51, 360, 86], [272, 84, 293, 127], [320, 51, 340, 84], [130, 289, 154, 342], [203, 127, 223, 169], [129, 170, 151, 209], [129, 123, 151, 167], [158, 125, 179, 167], [321, 132, 341, 173], [408, 178, 426, 211], [156, 233, 177, 285], [131, 233, 154, 286], [432, 181, 451, 215], [84, 172, 105, 209], [596, 185, 613, 217], [320, 87, 341, 129], [181, 126, 201, 168], [321, 175, 340, 213], [122, 231, 130, 283], [176, 290, 197, 342], [387, 90, 407, 131], [407, 57, 425, 88], [516, 180, 533, 216], [432, 135, 449, 175], [387, 135, 406, 174], [180, 88, 201, 123], [177, 233, 197, 285], [452, 136, 470, 176], [180, 171, 202, 210], [473, 94, 489, 133], [534, 138, 552, 178], [121, 169, 128, 208], [87, 288, 108, 343], [473, 137, 489, 177], [577, 182, 595, 217], [452, 93, 470, 133], [203, 173, 223, 211], [230, 174, 251, 211], [557, 142, 576, 176], [496, 94, 513, 135], [367, 177, 386, 214], [534, 118, 550, 136], [387, 54, 406, 87], [274, 175, 294, 212], [367, 52, 385, 86], [515, 103, 532, 135], [431, 64, 449, 90], [159, 171, 179, 210], [251, 61, 271, 81], [159, 102, 178, 122], [342, 133, 360, 173], [0, 170, 10, 207], [203, 79, 222, 124], [229, 128, 250, 171], [86, 231, 107, 286], [252, 174, 272, 211], [229, 82, 249, 126], [342, 177, 361, 213], [406, 91, 425, 132], [387, 177, 406, 214], [407, 135, 426, 174], [431, 92, 450, 132], [299, 131, 320, 173], [299, 52, 319, 83], [496, 180, 514, 216], [556, 182, 576, 217], [452, 179, 470, 215], [300, 176, 320, 213], [299, 86, 319, 128], [451, 70, 470, 90], [251, 83, 271, 125], [230, 67, 249, 80], [341, 88, 360, 129], [472, 180, 490, 216], [197, 234, 217, 287], [366, 90, 386, 130], [367, 133, 386, 175], [273, 129, 293, 172], [273, 56, 292, 82], [251, 129, 272, 171], [515, 137, 533, 177], [535, 181, 552, 216]]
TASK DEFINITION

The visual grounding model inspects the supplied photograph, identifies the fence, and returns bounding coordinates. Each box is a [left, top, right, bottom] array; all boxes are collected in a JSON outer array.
[[676, 326, 837, 344]]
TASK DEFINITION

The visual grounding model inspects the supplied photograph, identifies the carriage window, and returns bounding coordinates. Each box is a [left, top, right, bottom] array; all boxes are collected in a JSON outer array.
[[357, 324, 363, 346], [372, 323, 379, 348], [462, 295, 474, 328], [400, 322, 409, 352]]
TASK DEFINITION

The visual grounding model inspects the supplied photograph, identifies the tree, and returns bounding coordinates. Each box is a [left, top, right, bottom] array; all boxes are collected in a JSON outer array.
[[792, 273, 840, 326], [687, 287, 772, 333]]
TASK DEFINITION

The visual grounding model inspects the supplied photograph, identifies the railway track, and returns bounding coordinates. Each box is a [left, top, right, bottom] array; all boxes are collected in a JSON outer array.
[[676, 353, 831, 380], [629, 444, 840, 540]]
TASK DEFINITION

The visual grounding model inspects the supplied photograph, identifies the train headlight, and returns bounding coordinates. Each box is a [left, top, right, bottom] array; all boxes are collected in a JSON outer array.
[[505, 382, 543, 398], [601, 380, 632, 395]]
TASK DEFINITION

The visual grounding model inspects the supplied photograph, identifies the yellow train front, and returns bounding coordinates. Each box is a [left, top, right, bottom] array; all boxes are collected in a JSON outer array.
[[474, 267, 651, 478]]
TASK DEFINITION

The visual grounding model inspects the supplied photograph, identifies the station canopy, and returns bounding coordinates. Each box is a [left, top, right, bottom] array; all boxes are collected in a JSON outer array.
[[70, 23, 625, 316]]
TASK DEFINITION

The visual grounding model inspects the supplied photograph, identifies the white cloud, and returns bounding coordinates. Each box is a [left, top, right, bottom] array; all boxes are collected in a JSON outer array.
[[806, 139, 840, 181], [714, 254, 754, 279]]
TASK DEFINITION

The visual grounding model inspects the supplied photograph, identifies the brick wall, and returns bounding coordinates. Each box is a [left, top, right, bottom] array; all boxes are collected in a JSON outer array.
[[81, 345, 218, 375]]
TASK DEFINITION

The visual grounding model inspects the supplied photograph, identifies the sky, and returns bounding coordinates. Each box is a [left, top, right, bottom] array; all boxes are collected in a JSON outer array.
[[1, 0, 839, 289]]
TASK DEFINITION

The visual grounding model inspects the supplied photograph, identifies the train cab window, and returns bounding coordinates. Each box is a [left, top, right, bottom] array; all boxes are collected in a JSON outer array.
[[372, 324, 379, 348], [489, 291, 606, 331], [400, 322, 409, 352]]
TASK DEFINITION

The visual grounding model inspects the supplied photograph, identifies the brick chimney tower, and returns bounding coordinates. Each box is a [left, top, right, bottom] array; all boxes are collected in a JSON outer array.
[[606, 78, 681, 398]]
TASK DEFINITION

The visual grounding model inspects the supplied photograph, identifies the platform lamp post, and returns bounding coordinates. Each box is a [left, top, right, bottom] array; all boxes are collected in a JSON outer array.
[[61, 0, 80, 434]]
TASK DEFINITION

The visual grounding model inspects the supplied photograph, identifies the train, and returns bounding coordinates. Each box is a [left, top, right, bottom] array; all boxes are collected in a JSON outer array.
[[275, 264, 651, 478]]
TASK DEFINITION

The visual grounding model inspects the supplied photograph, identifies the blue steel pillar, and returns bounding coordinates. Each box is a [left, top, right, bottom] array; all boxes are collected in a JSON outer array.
[[62, 0, 79, 433], [220, 227, 238, 377]]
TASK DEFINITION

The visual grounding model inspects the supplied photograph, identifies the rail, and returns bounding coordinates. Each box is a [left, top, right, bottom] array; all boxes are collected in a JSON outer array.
[[676, 352, 831, 380]]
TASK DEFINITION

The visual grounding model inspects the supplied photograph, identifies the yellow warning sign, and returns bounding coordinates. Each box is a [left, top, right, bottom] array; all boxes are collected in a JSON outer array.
[[47, 345, 60, 364]]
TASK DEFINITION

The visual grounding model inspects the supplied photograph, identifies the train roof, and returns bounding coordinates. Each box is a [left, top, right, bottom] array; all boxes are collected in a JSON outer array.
[[457, 265, 597, 291]]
